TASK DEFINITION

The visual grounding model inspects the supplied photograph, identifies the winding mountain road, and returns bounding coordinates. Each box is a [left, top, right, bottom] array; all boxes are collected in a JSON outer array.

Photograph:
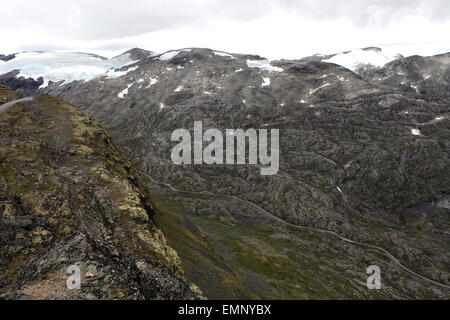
[[142, 172, 450, 290], [0, 97, 34, 113]]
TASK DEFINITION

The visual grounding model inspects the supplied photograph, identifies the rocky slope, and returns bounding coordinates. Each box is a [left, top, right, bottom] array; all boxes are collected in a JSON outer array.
[[360, 52, 450, 104], [301, 47, 450, 104], [0, 83, 22, 104], [0, 47, 449, 299], [0, 87, 201, 299], [300, 47, 403, 75]]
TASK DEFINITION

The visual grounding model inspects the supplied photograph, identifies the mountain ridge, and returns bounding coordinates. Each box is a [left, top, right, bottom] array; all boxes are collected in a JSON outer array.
[[0, 46, 449, 299], [0, 87, 202, 299]]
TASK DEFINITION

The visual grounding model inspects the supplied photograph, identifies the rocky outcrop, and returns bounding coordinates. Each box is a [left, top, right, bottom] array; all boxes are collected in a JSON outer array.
[[0, 54, 15, 62], [0, 93, 201, 299], [0, 71, 44, 97], [119, 48, 155, 61]]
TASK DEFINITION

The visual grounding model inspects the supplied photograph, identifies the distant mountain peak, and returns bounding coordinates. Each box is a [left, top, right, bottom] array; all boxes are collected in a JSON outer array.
[[362, 46, 382, 52], [116, 48, 155, 60], [323, 47, 403, 71]]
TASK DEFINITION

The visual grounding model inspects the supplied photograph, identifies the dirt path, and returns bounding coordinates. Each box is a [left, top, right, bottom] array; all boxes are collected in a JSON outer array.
[[0, 97, 34, 113]]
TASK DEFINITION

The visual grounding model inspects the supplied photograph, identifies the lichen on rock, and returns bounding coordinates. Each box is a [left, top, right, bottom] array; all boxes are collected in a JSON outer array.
[[0, 91, 201, 299]]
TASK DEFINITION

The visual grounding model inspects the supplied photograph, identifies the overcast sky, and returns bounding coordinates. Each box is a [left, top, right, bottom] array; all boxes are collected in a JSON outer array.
[[1, 0, 449, 59]]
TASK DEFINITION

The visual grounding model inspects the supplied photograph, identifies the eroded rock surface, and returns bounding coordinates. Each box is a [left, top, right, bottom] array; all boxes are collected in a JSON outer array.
[[1, 47, 449, 299], [0, 91, 201, 299]]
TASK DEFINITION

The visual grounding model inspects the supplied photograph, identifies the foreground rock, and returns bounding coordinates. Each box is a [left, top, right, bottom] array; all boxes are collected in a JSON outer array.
[[0, 90, 201, 299]]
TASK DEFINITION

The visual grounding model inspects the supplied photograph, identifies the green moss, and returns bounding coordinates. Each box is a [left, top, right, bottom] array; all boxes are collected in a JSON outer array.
[[151, 191, 360, 299]]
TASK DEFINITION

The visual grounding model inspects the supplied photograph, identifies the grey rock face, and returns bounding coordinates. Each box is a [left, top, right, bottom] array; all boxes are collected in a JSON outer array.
[[118, 48, 155, 61], [1, 47, 449, 298], [360, 53, 450, 103], [0, 70, 44, 97], [0, 54, 16, 62]]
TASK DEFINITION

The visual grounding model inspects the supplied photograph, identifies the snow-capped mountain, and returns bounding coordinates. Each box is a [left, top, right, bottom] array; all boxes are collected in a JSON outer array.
[[300, 47, 403, 74], [0, 50, 147, 88], [0, 47, 403, 90], [323, 47, 402, 71]]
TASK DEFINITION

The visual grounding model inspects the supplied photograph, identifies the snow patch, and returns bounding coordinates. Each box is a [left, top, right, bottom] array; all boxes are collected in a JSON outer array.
[[118, 83, 133, 98], [145, 77, 158, 88], [174, 85, 183, 92], [159, 51, 180, 61], [261, 77, 271, 87], [106, 65, 138, 78], [213, 51, 235, 59], [411, 128, 421, 136], [307, 83, 330, 96], [324, 48, 401, 72], [246, 60, 283, 72], [158, 49, 191, 61], [38, 78, 49, 89]]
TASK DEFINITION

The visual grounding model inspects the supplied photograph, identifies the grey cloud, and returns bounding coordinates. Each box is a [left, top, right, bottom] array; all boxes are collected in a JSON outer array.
[[1, 0, 449, 41], [277, 0, 450, 27], [90, 41, 139, 52], [16, 43, 71, 52], [2, 0, 269, 39]]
